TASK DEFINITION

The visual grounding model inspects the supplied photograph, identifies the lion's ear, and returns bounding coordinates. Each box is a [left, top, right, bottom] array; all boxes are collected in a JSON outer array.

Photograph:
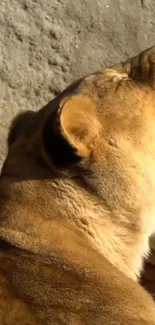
[[60, 95, 101, 158], [124, 46, 155, 89], [110, 46, 155, 89], [43, 95, 101, 167]]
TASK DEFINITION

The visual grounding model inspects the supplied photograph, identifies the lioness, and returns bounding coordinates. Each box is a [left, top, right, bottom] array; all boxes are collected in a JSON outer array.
[[0, 46, 155, 324]]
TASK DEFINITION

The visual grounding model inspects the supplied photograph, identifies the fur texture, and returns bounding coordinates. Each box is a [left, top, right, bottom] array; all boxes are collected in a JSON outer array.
[[0, 46, 155, 324]]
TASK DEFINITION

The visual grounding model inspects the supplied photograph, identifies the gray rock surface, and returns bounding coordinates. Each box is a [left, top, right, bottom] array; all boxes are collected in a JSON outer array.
[[0, 0, 155, 166]]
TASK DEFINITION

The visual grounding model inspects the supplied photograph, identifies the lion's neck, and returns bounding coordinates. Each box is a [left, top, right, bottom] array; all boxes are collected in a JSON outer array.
[[76, 212, 150, 281], [47, 177, 153, 281], [56, 179, 152, 281], [0, 176, 152, 282]]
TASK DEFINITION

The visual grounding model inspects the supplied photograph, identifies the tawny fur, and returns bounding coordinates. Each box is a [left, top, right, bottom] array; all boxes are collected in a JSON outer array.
[[0, 46, 155, 324]]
